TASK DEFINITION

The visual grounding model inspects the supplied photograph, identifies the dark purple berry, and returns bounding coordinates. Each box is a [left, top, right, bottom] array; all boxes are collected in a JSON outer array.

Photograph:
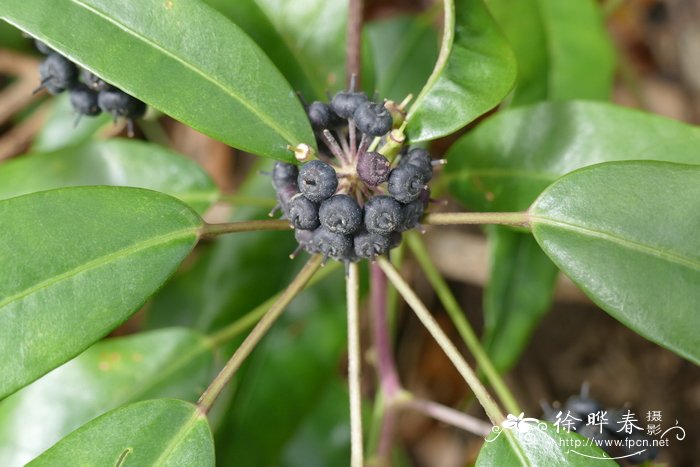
[[354, 230, 391, 259], [70, 83, 101, 117], [357, 151, 390, 186], [400, 147, 433, 181], [298, 159, 338, 202], [82, 70, 110, 92], [307, 101, 332, 131], [388, 165, 426, 203], [313, 227, 353, 261], [272, 161, 299, 191], [288, 195, 320, 230], [98, 88, 147, 119], [354, 101, 393, 136], [331, 91, 369, 119], [38, 53, 78, 94], [400, 198, 425, 232], [364, 196, 404, 235], [319, 194, 362, 234]]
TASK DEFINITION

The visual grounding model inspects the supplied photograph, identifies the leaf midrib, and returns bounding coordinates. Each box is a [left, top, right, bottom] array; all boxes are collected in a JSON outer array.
[[151, 408, 205, 466], [531, 215, 700, 272], [0, 227, 198, 310], [69, 0, 300, 147]]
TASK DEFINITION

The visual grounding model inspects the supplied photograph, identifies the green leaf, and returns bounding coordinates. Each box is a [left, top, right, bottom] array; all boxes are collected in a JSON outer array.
[[31, 93, 111, 153], [366, 14, 439, 103], [28, 399, 214, 466], [0, 187, 202, 399], [530, 161, 700, 364], [205, 0, 366, 100], [0, 328, 214, 466], [446, 101, 700, 212], [216, 271, 347, 466], [406, 0, 516, 142], [0, 139, 218, 214], [477, 422, 615, 465], [483, 227, 558, 372], [485, 0, 615, 106], [0, 0, 314, 161]]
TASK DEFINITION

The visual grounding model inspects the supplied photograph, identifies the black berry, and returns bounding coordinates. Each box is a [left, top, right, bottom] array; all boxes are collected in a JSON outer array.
[[82, 70, 110, 92], [388, 165, 426, 203], [354, 102, 393, 136], [353, 230, 391, 260], [400, 147, 433, 181], [400, 198, 425, 232], [357, 151, 390, 186], [307, 101, 332, 131], [295, 229, 317, 253], [69, 83, 101, 117], [319, 194, 362, 234], [364, 196, 404, 235], [331, 90, 369, 119], [97, 88, 147, 119], [298, 159, 338, 202], [38, 53, 79, 95], [313, 227, 353, 261], [288, 195, 320, 230], [272, 161, 299, 191]]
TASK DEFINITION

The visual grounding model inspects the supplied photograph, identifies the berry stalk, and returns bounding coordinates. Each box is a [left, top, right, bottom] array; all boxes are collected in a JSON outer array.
[[196, 255, 323, 414]]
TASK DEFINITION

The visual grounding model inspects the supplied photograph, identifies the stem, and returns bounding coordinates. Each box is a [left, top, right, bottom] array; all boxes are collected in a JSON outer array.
[[346, 0, 363, 87], [207, 261, 341, 348], [406, 232, 521, 416], [405, 0, 455, 122], [197, 255, 323, 414], [403, 395, 492, 437], [423, 212, 530, 228], [346, 262, 364, 467], [200, 219, 291, 238], [370, 263, 401, 460], [376, 257, 504, 426], [371, 264, 401, 396]]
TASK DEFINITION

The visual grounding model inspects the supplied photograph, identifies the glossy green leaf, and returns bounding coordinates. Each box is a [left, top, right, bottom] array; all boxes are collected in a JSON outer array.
[[483, 227, 558, 372], [367, 14, 439, 103], [28, 399, 214, 466], [0, 0, 314, 161], [0, 187, 202, 399], [406, 0, 516, 142], [205, 0, 368, 100], [31, 93, 111, 152], [0, 328, 214, 466], [485, 0, 615, 106], [216, 271, 347, 466], [0, 139, 218, 214], [477, 422, 615, 465], [446, 101, 700, 212], [530, 161, 700, 364]]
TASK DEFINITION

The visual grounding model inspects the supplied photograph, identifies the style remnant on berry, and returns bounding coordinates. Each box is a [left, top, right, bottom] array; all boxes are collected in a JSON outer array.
[[269, 76, 445, 267], [31, 37, 147, 136]]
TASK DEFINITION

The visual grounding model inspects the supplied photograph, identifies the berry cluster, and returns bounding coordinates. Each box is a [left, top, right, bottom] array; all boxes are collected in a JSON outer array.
[[33, 39, 146, 136], [272, 79, 443, 266], [543, 388, 658, 464]]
